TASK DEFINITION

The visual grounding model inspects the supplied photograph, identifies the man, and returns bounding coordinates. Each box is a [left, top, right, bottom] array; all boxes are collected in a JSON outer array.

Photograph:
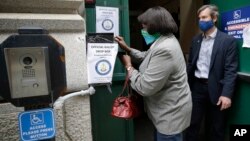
[[185, 4, 238, 141]]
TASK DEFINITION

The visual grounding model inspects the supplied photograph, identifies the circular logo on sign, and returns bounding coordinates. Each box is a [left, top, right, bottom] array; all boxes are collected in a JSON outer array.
[[102, 19, 114, 31], [95, 60, 112, 75]]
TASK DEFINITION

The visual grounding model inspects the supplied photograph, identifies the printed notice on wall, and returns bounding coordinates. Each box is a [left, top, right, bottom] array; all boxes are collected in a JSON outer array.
[[243, 25, 250, 48], [87, 43, 118, 84], [96, 6, 119, 36], [221, 6, 250, 39]]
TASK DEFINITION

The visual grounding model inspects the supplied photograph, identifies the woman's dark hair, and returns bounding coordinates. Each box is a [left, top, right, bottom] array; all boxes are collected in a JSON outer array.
[[137, 6, 178, 35]]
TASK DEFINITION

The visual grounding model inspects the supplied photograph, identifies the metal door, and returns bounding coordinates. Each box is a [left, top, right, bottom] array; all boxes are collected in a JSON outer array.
[[85, 0, 134, 141]]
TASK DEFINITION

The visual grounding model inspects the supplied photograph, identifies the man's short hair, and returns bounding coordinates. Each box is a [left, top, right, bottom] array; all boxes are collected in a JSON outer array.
[[197, 4, 219, 19], [137, 6, 178, 35]]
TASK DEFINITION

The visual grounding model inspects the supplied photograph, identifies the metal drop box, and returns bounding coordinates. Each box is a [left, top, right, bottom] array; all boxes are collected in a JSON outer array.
[[4, 47, 51, 98], [0, 27, 66, 107]]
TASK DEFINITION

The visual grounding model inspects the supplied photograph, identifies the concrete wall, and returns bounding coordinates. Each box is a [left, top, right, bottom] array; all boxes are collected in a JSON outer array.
[[0, 0, 93, 140]]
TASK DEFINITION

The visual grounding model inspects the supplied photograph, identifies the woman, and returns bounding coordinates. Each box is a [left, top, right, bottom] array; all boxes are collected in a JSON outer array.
[[115, 6, 192, 141]]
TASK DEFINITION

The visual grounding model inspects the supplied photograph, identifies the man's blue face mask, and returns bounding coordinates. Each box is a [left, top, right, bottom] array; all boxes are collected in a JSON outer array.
[[141, 30, 161, 45], [199, 20, 214, 32]]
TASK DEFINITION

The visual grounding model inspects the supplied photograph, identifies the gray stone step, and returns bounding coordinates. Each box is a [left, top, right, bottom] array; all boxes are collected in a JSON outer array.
[[0, 13, 85, 32], [0, 0, 84, 14]]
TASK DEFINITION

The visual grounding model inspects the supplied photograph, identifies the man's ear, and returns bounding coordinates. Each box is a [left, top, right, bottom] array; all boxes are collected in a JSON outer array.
[[213, 16, 218, 23]]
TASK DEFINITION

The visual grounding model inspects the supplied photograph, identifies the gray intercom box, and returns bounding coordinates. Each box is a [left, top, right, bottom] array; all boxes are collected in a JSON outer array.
[[4, 47, 51, 98]]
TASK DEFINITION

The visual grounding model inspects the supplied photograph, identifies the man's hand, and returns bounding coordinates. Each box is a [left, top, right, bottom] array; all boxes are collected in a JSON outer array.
[[217, 96, 231, 111]]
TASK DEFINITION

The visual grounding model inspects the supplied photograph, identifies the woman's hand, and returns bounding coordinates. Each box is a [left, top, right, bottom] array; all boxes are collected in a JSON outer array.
[[120, 55, 132, 68], [114, 36, 131, 53], [120, 55, 134, 77]]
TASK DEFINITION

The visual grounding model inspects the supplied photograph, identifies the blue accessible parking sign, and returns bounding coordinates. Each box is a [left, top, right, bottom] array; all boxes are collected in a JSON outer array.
[[18, 108, 56, 141]]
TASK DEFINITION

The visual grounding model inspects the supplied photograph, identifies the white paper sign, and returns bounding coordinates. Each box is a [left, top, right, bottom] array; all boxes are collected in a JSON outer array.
[[96, 6, 119, 36], [243, 25, 250, 48], [87, 43, 118, 84]]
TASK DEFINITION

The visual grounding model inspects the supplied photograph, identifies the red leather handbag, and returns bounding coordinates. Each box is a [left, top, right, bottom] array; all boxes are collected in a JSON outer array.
[[111, 74, 140, 119]]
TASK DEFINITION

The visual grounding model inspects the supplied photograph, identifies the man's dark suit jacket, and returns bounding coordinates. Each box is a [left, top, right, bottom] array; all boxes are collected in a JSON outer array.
[[187, 30, 238, 105]]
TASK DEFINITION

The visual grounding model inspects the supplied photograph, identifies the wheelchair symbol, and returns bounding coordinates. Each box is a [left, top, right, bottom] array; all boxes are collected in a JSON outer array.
[[233, 10, 241, 19], [30, 112, 44, 125]]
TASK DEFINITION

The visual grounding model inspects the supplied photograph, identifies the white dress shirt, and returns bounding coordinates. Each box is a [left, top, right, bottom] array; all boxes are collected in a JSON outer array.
[[195, 28, 217, 79]]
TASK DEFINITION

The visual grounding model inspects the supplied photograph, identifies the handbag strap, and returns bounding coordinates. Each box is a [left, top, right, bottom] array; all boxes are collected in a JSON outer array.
[[119, 73, 130, 96]]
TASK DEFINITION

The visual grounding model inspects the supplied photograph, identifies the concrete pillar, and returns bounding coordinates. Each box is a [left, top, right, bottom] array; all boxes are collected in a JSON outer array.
[[0, 0, 92, 140]]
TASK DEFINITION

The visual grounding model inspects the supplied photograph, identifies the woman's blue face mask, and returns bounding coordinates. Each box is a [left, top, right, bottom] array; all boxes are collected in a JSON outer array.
[[199, 20, 214, 32], [141, 30, 161, 45]]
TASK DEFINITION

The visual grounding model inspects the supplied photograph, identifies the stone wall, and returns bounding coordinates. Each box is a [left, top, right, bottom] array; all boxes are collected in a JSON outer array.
[[0, 0, 92, 140]]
